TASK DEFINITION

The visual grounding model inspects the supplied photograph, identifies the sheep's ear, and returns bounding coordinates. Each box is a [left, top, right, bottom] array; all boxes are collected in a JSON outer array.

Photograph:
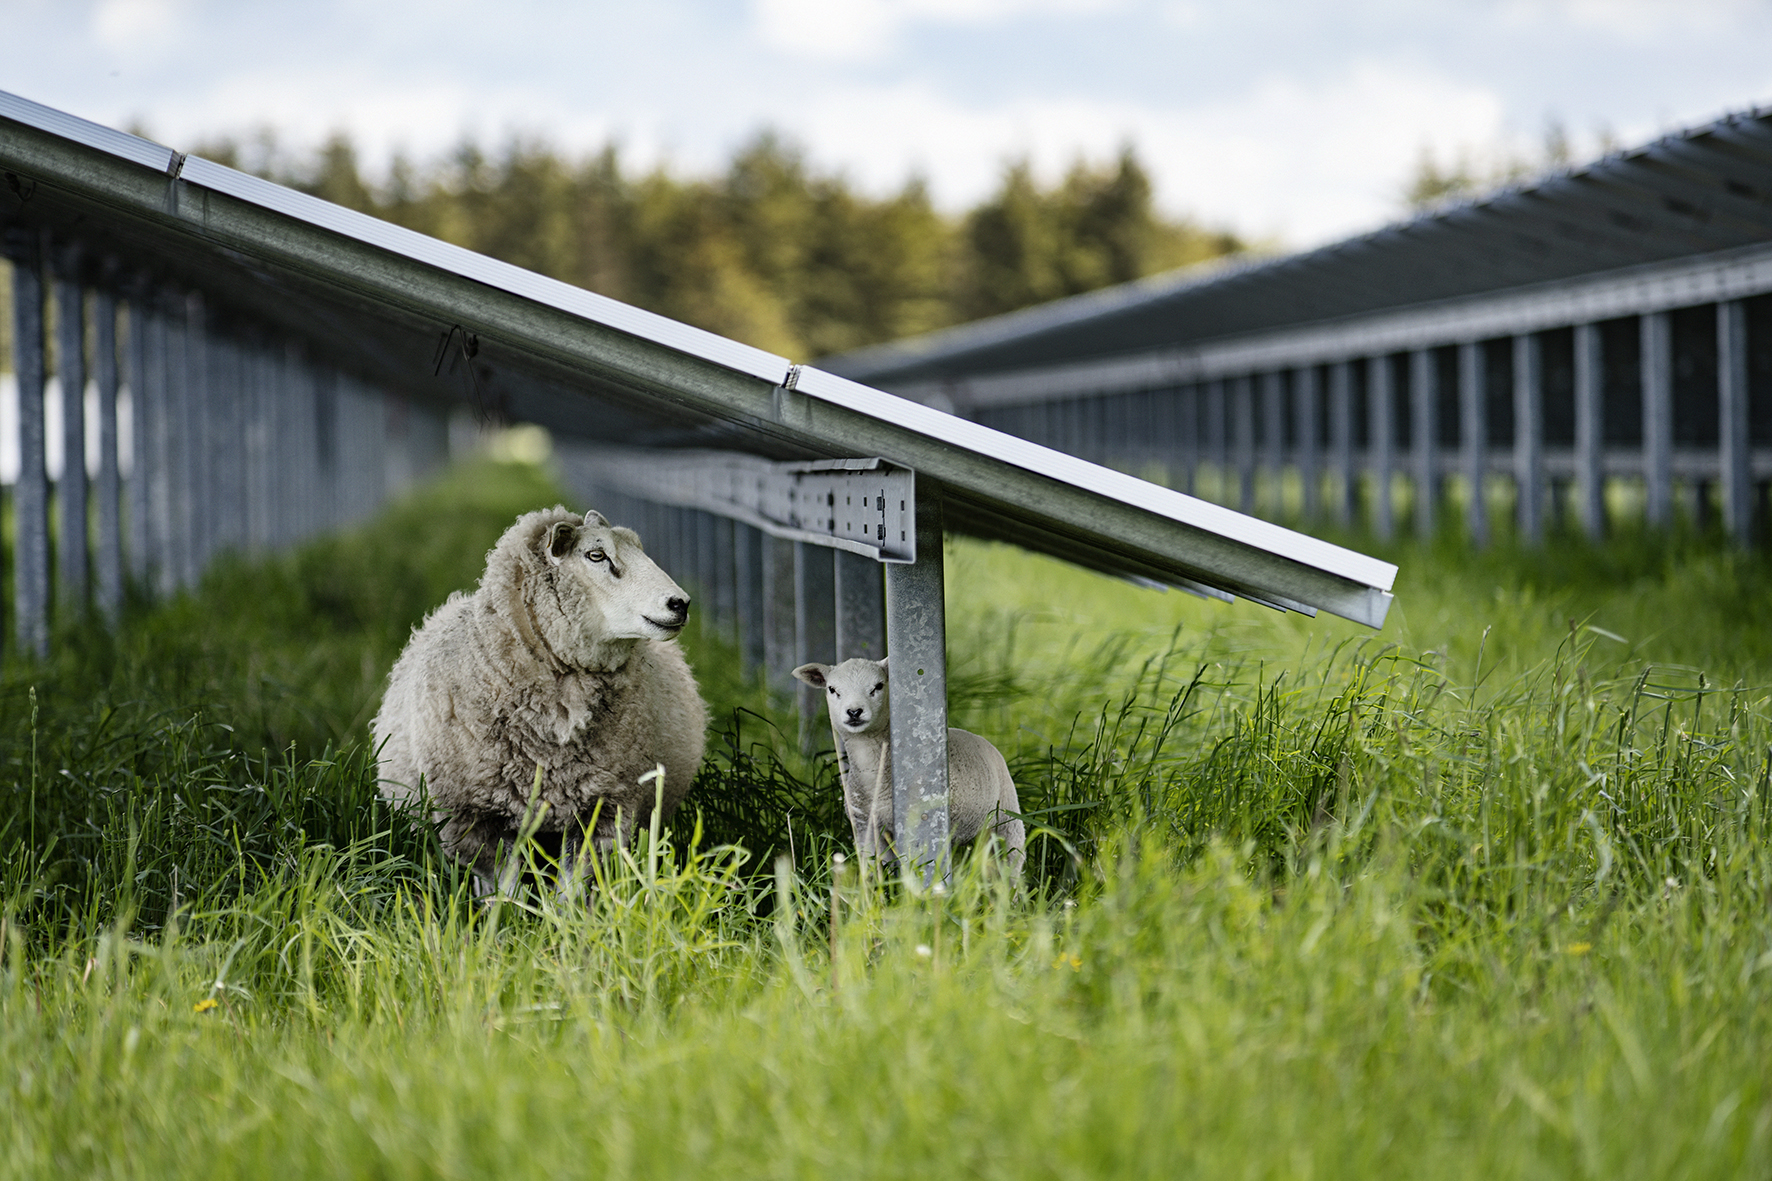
[[792, 663, 831, 687], [581, 509, 609, 528], [544, 520, 577, 565], [876, 656, 888, 671]]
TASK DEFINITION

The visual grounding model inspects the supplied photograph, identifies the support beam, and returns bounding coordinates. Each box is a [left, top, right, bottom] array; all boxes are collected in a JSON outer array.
[[1233, 374, 1256, 515], [1513, 332, 1544, 544], [1261, 371, 1285, 519], [1295, 365, 1320, 520], [1718, 300, 1754, 546], [1641, 311, 1673, 528], [163, 295, 190, 591], [125, 283, 152, 584], [182, 292, 209, 583], [1205, 378, 1227, 504], [1573, 323, 1606, 539], [5, 230, 51, 658], [736, 523, 765, 676], [1369, 354, 1395, 540], [885, 479, 949, 885], [794, 541, 836, 747], [1410, 349, 1438, 537], [834, 549, 886, 661], [93, 281, 123, 620], [762, 533, 796, 698], [147, 295, 176, 591], [1329, 360, 1353, 527], [711, 515, 737, 641], [1459, 341, 1488, 547], [1179, 384, 1199, 496], [52, 242, 88, 610]]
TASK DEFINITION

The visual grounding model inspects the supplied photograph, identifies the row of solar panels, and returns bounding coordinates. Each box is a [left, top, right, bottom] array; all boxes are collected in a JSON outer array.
[[0, 89, 1397, 627]]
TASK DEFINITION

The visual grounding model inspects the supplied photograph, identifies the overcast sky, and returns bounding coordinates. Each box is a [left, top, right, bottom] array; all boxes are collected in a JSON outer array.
[[7, 0, 1772, 248]]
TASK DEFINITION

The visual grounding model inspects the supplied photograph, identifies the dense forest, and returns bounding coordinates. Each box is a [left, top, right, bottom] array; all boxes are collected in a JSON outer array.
[[194, 131, 1248, 359]]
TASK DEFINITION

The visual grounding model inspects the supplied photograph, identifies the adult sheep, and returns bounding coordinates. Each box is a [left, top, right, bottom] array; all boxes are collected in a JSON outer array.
[[372, 506, 707, 893]]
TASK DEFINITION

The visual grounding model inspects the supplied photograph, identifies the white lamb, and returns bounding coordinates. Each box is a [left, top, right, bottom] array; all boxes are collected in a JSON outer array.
[[372, 506, 707, 892], [793, 656, 1024, 879]]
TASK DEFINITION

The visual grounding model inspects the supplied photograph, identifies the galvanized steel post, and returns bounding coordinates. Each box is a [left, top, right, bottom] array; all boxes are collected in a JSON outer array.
[[1513, 333, 1544, 544], [1369, 354, 1394, 540], [711, 515, 737, 642], [93, 280, 123, 620], [145, 293, 176, 591], [1295, 366, 1320, 520], [885, 478, 949, 886], [52, 241, 88, 609], [183, 291, 210, 582], [794, 541, 836, 747], [1410, 349, 1437, 537], [1640, 311, 1673, 529], [5, 229, 51, 657], [1179, 384, 1200, 496], [834, 549, 885, 661], [1233, 374, 1256, 514], [1459, 341, 1488, 547], [125, 281, 152, 584], [1205, 379, 1227, 504], [162, 291, 190, 590], [1328, 360, 1353, 527], [762, 533, 796, 697], [1573, 323, 1605, 539], [1717, 300, 1754, 546], [736, 523, 765, 677], [1261, 372, 1285, 519]]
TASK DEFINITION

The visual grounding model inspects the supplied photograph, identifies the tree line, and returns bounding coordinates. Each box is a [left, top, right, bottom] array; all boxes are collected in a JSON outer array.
[[196, 130, 1247, 360]]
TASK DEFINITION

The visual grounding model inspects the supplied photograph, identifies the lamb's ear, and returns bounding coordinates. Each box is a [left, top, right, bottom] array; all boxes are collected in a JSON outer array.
[[876, 656, 888, 672], [544, 520, 578, 566], [581, 509, 609, 527], [792, 663, 831, 687]]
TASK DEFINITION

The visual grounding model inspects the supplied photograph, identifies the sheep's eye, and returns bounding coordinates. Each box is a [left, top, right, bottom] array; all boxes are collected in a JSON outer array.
[[586, 549, 607, 563], [872, 682, 884, 693]]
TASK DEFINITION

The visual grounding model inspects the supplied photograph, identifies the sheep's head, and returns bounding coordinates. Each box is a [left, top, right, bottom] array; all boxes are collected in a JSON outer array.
[[535, 510, 690, 660], [793, 657, 889, 737]]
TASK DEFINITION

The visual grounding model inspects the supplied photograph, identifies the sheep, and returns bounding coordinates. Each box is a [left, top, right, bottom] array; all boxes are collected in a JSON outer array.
[[792, 656, 1024, 880], [372, 505, 707, 894]]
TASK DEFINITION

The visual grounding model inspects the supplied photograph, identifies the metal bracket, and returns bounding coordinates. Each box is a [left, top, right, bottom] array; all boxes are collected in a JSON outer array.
[[566, 447, 918, 563]]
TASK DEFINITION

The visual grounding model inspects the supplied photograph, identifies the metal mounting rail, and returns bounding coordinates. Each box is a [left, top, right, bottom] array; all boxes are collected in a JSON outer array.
[[569, 447, 918, 563]]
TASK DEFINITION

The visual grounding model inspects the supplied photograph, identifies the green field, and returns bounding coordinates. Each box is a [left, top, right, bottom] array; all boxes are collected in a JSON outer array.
[[3, 458, 1770, 1178]]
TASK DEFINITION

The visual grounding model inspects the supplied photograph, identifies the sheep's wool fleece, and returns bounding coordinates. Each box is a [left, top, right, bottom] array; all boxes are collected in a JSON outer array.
[[372, 507, 706, 871]]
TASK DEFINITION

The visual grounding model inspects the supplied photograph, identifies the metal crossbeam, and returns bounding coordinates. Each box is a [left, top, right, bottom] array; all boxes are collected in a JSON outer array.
[[566, 448, 917, 564]]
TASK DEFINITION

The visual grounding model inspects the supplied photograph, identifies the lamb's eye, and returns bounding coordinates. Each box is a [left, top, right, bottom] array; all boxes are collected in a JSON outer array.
[[586, 549, 606, 563], [828, 686, 837, 694], [872, 682, 884, 693]]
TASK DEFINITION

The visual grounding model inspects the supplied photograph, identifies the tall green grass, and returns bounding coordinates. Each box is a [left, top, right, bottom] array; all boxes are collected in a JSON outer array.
[[2, 458, 1770, 1177]]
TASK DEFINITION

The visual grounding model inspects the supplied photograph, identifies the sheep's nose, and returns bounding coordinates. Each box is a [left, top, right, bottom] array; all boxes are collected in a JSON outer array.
[[665, 595, 689, 618], [845, 706, 864, 723]]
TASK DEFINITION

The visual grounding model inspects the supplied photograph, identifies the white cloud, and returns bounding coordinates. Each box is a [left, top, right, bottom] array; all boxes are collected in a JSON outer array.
[[1500, 0, 1757, 40], [761, 59, 1503, 244], [751, 0, 1122, 62], [91, 0, 190, 52]]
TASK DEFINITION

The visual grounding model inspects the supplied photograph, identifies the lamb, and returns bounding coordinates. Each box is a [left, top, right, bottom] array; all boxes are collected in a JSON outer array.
[[372, 506, 707, 893], [792, 656, 1024, 880]]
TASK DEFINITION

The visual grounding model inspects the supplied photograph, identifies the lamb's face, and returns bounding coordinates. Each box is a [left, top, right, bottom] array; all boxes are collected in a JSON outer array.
[[793, 657, 889, 737], [544, 514, 689, 643]]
